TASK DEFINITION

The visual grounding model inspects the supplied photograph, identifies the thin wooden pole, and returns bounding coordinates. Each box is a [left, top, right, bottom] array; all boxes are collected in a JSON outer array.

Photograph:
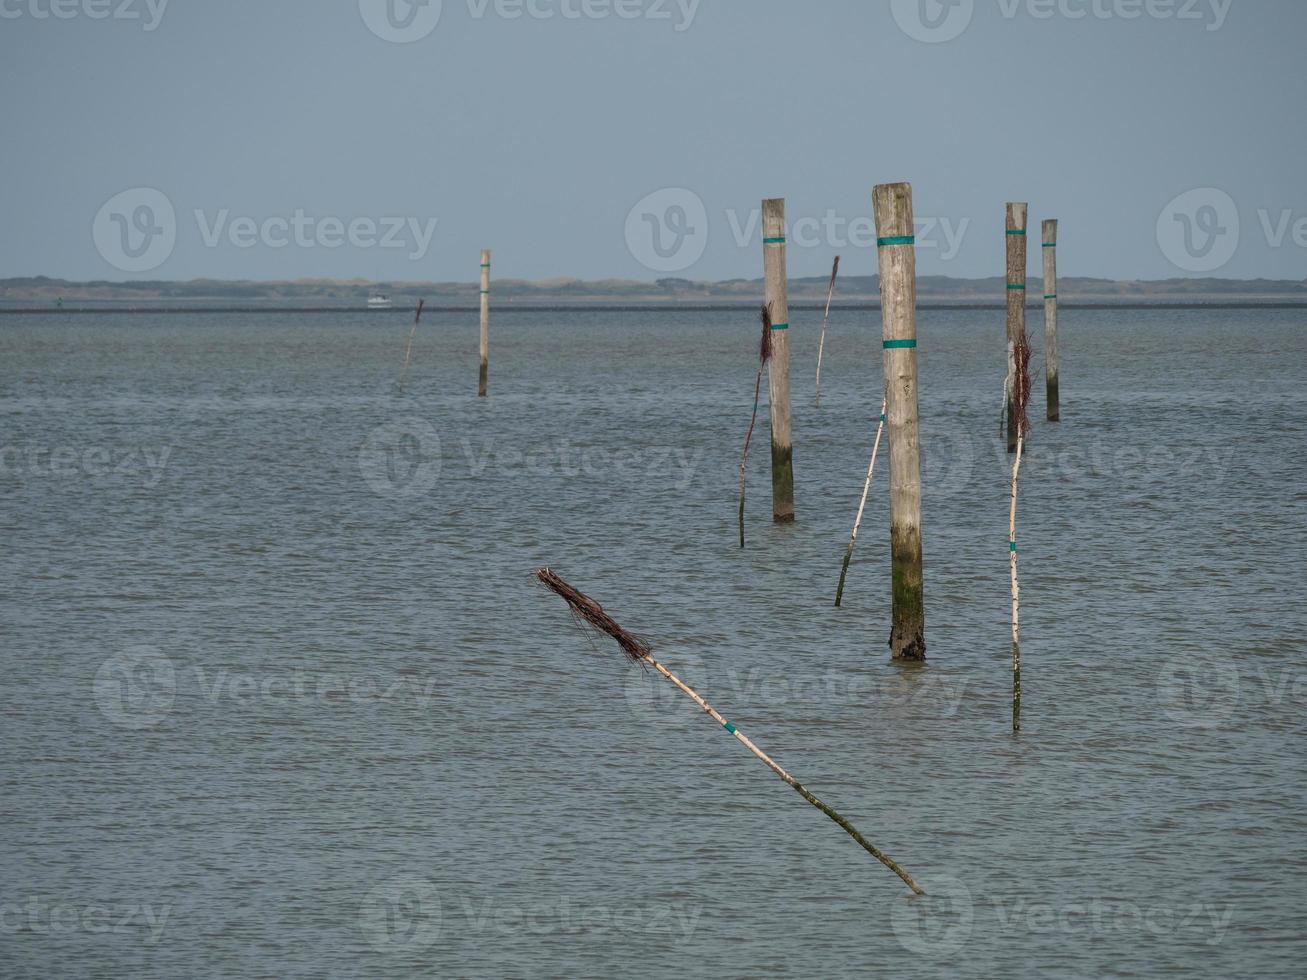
[[834, 394, 887, 608], [479, 249, 490, 397], [814, 256, 840, 407], [398, 299, 425, 393], [1005, 204, 1028, 454], [762, 199, 795, 523], [1010, 436, 1023, 732], [873, 183, 925, 662], [1042, 220, 1060, 422]]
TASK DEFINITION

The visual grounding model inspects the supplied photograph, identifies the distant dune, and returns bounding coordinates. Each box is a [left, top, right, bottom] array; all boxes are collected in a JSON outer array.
[[2, 274, 1305, 309]]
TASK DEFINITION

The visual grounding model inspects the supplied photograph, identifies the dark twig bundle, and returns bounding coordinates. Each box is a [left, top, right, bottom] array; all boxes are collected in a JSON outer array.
[[535, 567, 926, 895], [738, 304, 774, 548], [537, 567, 650, 664]]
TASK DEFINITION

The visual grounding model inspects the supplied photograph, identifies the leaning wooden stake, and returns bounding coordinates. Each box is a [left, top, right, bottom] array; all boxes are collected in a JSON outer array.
[[1042, 220, 1060, 422], [814, 256, 840, 407], [398, 299, 425, 393], [536, 567, 925, 895], [834, 393, 887, 607], [479, 249, 491, 397], [1005, 203, 1028, 454], [1007, 317, 1033, 732], [873, 183, 926, 661], [762, 199, 795, 523], [739, 305, 774, 548]]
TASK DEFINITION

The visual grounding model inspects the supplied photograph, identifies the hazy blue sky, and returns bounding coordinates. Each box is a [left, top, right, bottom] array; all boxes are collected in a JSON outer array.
[[1, 0, 1303, 282]]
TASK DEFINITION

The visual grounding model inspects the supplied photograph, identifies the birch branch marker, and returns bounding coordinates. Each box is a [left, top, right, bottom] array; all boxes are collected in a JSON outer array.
[[814, 256, 840, 407], [834, 393, 887, 608], [398, 299, 425, 393], [536, 567, 926, 895], [1007, 309, 1033, 733], [739, 305, 774, 549]]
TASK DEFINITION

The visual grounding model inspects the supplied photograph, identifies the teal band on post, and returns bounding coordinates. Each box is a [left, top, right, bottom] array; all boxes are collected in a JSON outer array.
[[1044, 294, 1057, 300], [724, 722, 737, 734], [880, 414, 887, 422], [480, 290, 489, 294], [1008, 284, 1027, 290], [1042, 243, 1055, 248], [770, 322, 789, 331], [763, 236, 786, 245], [1007, 229, 1026, 236], [883, 339, 917, 349], [877, 235, 915, 247], [481, 263, 491, 267]]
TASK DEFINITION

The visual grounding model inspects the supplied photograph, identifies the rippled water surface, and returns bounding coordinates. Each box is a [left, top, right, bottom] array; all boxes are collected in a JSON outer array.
[[1, 307, 1305, 978]]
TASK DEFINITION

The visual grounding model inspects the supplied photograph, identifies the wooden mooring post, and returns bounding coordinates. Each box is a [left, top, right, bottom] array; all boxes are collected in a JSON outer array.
[[479, 249, 490, 397], [762, 199, 795, 523], [1005, 204, 1028, 453], [873, 182, 925, 661], [1042, 220, 1060, 422]]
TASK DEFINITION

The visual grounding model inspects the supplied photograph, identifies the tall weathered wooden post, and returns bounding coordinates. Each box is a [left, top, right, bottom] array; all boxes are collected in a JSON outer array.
[[1042, 220, 1060, 422], [873, 182, 925, 661], [479, 249, 491, 397], [762, 199, 794, 523], [1005, 204, 1028, 453]]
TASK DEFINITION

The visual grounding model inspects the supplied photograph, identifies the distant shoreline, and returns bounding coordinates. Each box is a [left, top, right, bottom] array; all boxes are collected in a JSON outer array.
[[4, 301, 1307, 315]]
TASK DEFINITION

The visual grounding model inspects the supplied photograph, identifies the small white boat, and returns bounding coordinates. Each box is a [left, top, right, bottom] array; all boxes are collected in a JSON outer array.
[[368, 293, 393, 310]]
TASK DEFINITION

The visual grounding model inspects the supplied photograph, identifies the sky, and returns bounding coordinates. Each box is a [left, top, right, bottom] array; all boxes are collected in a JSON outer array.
[[0, 0, 1303, 284]]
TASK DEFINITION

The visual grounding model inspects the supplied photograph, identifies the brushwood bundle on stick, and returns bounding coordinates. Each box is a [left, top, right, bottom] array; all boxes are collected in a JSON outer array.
[[398, 299, 426, 393], [536, 567, 926, 895], [1007, 328, 1032, 732], [738, 304, 774, 548]]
